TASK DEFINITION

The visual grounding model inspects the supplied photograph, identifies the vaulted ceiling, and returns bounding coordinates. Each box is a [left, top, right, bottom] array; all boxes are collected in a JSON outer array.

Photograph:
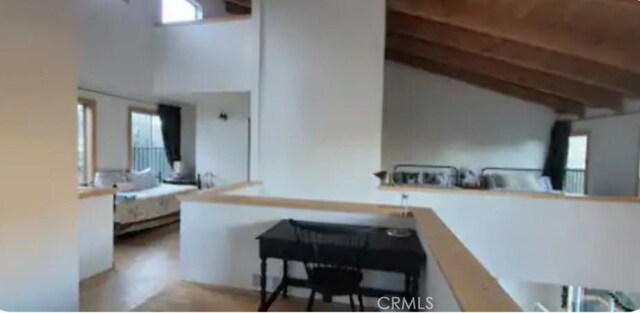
[[227, 0, 640, 116], [387, 0, 640, 116], [223, 0, 251, 15]]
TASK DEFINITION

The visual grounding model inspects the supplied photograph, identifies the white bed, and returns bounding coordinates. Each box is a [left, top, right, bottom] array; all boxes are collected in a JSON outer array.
[[114, 184, 197, 235]]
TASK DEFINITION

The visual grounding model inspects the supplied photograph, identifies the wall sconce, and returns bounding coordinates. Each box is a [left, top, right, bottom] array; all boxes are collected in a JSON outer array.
[[219, 112, 228, 121]]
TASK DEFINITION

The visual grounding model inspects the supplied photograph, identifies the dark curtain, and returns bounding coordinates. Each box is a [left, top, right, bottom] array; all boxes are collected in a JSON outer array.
[[158, 104, 182, 167], [543, 120, 572, 190]]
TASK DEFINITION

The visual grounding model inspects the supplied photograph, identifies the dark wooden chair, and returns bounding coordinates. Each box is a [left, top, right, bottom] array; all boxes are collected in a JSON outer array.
[[288, 219, 370, 312]]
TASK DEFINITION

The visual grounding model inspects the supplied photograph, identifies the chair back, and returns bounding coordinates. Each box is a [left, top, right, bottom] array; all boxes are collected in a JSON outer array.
[[288, 219, 370, 274]]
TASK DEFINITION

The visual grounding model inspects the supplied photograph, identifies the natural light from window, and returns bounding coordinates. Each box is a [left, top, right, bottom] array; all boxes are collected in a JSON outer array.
[[162, 0, 201, 24], [130, 111, 172, 179], [77, 104, 87, 184], [564, 134, 588, 194], [77, 100, 95, 185]]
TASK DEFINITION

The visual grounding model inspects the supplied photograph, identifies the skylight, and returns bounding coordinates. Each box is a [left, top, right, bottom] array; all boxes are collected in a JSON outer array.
[[162, 0, 202, 24]]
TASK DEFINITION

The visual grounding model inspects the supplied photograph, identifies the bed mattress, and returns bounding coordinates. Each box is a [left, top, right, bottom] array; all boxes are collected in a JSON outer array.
[[114, 184, 197, 235]]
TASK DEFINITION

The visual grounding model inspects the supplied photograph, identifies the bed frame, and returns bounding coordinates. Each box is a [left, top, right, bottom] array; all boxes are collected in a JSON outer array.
[[480, 167, 544, 177], [112, 171, 199, 237], [392, 164, 460, 186]]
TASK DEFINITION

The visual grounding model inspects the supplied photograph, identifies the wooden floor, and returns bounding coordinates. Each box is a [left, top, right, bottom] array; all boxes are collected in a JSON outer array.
[[80, 223, 358, 312], [135, 282, 355, 312], [80, 223, 181, 311]]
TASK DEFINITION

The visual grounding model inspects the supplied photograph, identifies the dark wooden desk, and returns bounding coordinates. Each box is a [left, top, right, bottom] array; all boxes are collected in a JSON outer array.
[[256, 220, 426, 311]]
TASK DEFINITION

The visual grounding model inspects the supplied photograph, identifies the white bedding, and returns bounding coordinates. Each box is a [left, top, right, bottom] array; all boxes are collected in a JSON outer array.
[[114, 184, 197, 235], [116, 183, 197, 201]]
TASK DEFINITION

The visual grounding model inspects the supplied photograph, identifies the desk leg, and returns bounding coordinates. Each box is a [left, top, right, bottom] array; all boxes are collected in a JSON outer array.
[[260, 258, 267, 307], [282, 260, 289, 298], [410, 273, 419, 312], [404, 273, 411, 299]]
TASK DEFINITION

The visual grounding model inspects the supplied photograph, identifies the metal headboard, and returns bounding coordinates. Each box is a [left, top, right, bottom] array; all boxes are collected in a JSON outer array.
[[480, 167, 544, 177], [392, 164, 460, 186]]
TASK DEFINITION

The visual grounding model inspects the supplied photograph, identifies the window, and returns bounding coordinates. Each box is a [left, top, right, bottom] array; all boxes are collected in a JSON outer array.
[[77, 99, 96, 185], [128, 108, 172, 179], [564, 132, 589, 194], [161, 0, 202, 24]]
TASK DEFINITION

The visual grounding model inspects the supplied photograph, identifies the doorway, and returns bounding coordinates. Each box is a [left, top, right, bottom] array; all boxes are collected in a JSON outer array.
[[564, 132, 589, 194]]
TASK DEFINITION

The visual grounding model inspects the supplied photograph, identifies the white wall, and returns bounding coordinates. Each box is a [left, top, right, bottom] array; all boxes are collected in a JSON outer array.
[[196, 92, 251, 185], [80, 0, 258, 178], [78, 90, 197, 174], [383, 61, 556, 172], [181, 200, 410, 307], [154, 18, 254, 96], [199, 0, 230, 18], [574, 112, 640, 196], [499, 279, 562, 311], [78, 0, 198, 174], [378, 189, 640, 294], [0, 1, 78, 310], [79, 195, 114, 280], [259, 0, 386, 202], [78, 0, 158, 101]]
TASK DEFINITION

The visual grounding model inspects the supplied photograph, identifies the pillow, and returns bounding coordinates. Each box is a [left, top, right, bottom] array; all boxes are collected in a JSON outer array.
[[115, 182, 138, 193], [483, 174, 504, 190], [392, 172, 404, 184], [423, 172, 452, 187], [538, 176, 554, 192], [501, 173, 543, 192], [94, 170, 128, 188], [136, 168, 152, 175], [404, 172, 420, 185], [129, 171, 158, 191]]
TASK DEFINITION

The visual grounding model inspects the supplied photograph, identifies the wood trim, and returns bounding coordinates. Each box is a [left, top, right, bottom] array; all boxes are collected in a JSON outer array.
[[179, 181, 263, 201], [387, 10, 640, 96], [155, 15, 249, 27], [78, 98, 97, 183], [387, 0, 640, 74], [380, 184, 640, 204], [387, 33, 624, 110], [411, 209, 521, 312], [570, 131, 591, 194], [78, 187, 116, 199], [180, 182, 411, 216], [184, 194, 410, 216], [224, 0, 251, 9], [127, 106, 158, 171], [129, 106, 158, 116]]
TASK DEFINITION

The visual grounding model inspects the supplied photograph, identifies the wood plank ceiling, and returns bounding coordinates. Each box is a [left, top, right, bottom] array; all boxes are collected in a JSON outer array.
[[388, 0, 640, 116], [228, 0, 640, 116]]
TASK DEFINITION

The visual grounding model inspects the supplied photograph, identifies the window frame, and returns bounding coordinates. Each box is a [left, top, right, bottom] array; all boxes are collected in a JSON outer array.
[[78, 98, 97, 185], [127, 106, 161, 172], [160, 0, 204, 24], [567, 131, 590, 194]]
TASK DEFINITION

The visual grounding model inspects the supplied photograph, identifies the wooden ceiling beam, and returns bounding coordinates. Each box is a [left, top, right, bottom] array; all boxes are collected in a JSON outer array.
[[387, 33, 624, 110], [388, 0, 640, 74], [224, 0, 251, 8], [388, 10, 640, 97], [608, 0, 640, 6], [224, 0, 251, 14], [386, 49, 585, 116]]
